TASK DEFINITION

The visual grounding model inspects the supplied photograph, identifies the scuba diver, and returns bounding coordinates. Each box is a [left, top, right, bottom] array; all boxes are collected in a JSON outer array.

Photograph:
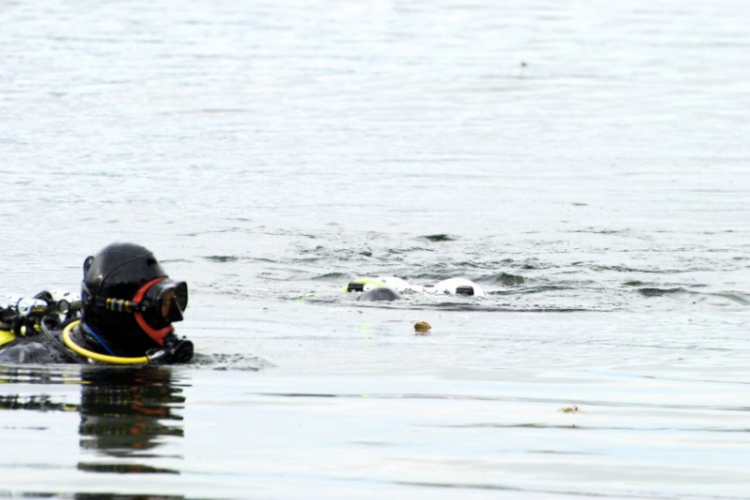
[[345, 276, 488, 301], [0, 243, 193, 365]]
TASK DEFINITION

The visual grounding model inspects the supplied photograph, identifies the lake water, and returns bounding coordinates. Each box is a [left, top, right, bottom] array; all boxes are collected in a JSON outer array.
[[1, 0, 749, 498]]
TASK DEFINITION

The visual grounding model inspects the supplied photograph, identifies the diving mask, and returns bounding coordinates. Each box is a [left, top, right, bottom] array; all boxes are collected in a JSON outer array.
[[135, 277, 188, 327], [83, 276, 189, 346]]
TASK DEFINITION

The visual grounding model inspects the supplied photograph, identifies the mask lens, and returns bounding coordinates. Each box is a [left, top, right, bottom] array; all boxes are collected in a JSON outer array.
[[173, 281, 188, 311], [161, 289, 176, 319], [143, 280, 188, 325]]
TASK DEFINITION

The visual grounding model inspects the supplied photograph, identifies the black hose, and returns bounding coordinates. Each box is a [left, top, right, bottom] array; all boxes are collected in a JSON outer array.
[[40, 317, 82, 363]]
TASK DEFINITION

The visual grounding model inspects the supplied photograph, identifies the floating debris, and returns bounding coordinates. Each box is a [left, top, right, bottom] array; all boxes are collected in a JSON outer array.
[[559, 406, 579, 413], [414, 321, 432, 334]]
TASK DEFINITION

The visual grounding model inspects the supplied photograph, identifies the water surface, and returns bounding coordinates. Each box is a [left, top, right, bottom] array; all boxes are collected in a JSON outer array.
[[1, 0, 749, 498]]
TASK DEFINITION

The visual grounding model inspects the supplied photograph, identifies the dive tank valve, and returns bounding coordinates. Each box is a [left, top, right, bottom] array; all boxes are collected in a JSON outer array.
[[4, 292, 82, 318], [8, 296, 49, 317]]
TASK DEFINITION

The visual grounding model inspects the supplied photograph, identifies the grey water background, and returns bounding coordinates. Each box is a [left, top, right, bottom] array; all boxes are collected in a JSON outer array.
[[1, 0, 750, 498]]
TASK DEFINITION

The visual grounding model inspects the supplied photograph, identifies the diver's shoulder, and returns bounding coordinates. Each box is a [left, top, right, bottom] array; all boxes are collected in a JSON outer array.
[[0, 337, 71, 364]]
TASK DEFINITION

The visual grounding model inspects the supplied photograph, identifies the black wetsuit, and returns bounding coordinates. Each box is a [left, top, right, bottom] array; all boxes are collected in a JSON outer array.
[[0, 319, 82, 364], [0, 338, 73, 364], [0, 319, 192, 365]]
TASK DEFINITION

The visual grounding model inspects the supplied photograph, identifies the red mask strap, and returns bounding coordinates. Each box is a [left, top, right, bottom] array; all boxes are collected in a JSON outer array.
[[133, 277, 173, 346]]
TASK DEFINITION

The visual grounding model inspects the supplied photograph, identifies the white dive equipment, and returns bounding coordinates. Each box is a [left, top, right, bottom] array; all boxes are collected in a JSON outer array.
[[344, 276, 422, 294], [345, 276, 486, 297], [426, 278, 487, 297]]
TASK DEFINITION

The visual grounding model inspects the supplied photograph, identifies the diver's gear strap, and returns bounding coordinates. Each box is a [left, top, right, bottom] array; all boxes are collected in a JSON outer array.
[[134, 313, 173, 346], [87, 297, 145, 313], [132, 277, 174, 346], [104, 298, 139, 313]]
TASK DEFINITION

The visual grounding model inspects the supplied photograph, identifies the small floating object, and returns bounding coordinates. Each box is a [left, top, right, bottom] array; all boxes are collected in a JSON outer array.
[[414, 321, 431, 334], [559, 406, 579, 413]]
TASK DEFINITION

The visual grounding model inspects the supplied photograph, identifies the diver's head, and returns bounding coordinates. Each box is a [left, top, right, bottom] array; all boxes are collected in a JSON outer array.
[[81, 243, 190, 359]]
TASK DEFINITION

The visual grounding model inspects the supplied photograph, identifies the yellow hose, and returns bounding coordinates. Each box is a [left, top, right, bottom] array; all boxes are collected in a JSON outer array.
[[62, 320, 150, 365]]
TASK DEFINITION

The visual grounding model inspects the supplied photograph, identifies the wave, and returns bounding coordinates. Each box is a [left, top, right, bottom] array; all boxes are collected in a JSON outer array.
[[421, 234, 455, 242], [637, 287, 750, 305], [478, 272, 525, 286], [204, 255, 239, 263], [192, 227, 750, 313], [190, 353, 273, 371]]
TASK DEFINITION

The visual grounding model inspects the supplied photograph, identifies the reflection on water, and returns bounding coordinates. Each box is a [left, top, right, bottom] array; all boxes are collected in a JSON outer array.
[[77, 367, 186, 474], [71, 495, 183, 500], [0, 393, 77, 412], [0, 365, 188, 497], [4, 494, 184, 500]]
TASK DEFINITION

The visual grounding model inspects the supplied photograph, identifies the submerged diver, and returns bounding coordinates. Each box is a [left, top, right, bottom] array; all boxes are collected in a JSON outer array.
[[0, 243, 193, 365], [345, 276, 487, 301]]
